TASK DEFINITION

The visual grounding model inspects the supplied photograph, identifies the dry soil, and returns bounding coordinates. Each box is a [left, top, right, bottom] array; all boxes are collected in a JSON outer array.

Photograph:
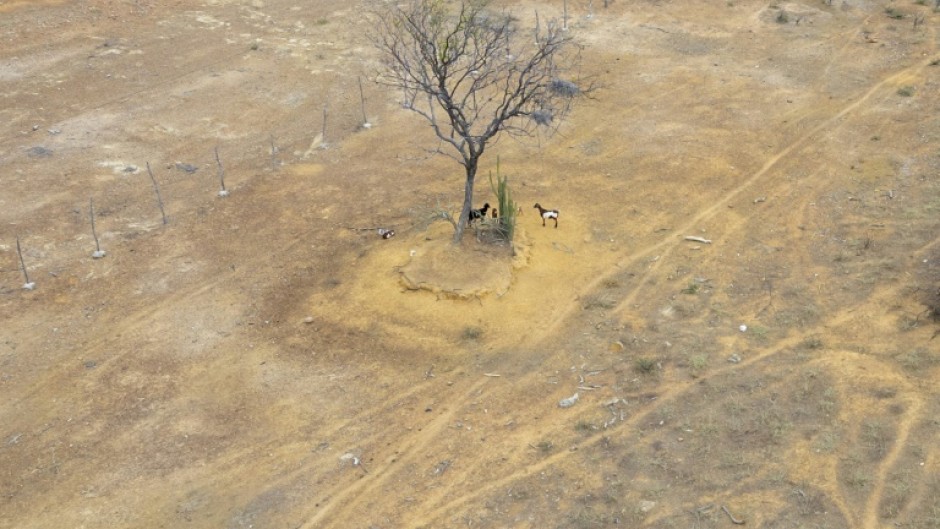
[[2, 1, 940, 528]]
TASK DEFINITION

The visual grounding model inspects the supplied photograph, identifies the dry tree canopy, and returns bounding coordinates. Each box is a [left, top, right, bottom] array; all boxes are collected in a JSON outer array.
[[371, 0, 584, 159]]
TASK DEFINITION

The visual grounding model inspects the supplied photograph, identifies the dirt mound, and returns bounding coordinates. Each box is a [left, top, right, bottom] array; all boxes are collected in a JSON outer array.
[[398, 221, 529, 299]]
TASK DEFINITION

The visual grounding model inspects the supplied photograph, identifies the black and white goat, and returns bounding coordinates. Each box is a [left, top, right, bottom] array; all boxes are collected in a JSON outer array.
[[533, 203, 559, 228], [468, 203, 490, 225]]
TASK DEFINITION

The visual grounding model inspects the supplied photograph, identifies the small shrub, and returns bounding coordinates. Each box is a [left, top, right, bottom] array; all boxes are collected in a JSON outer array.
[[748, 325, 770, 339], [897, 86, 916, 97], [885, 7, 905, 18], [634, 357, 658, 374], [460, 326, 483, 341], [575, 420, 597, 433], [801, 336, 824, 349], [846, 468, 872, 488], [681, 282, 699, 295], [776, 10, 789, 23], [533, 440, 553, 453], [815, 431, 839, 452], [689, 354, 708, 376], [583, 295, 616, 310]]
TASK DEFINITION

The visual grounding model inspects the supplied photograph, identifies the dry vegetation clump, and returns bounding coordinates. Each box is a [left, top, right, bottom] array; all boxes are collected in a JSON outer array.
[[925, 286, 940, 323]]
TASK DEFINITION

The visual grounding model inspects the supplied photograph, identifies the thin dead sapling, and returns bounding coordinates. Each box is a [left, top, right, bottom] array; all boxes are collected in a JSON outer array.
[[89, 198, 106, 258], [145, 161, 168, 225]]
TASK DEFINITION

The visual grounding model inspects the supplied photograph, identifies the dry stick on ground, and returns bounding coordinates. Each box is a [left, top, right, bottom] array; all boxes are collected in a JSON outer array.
[[145, 162, 168, 225], [345, 226, 395, 239], [89, 198, 106, 258], [722, 505, 746, 525], [563, 0, 568, 30], [214, 146, 229, 197], [15, 234, 34, 289]]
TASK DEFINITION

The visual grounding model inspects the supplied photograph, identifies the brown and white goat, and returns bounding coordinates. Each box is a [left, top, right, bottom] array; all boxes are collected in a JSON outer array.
[[533, 203, 559, 228]]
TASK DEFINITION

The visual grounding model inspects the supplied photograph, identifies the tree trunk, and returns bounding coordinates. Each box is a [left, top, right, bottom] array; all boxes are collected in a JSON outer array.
[[452, 159, 478, 243]]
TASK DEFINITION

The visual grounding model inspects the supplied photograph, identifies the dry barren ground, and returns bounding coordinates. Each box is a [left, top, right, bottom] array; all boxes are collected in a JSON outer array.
[[2, 0, 940, 528]]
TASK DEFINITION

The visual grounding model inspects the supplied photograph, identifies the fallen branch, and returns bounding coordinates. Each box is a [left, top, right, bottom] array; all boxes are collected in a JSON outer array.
[[684, 236, 712, 244], [345, 226, 396, 239], [722, 505, 745, 525]]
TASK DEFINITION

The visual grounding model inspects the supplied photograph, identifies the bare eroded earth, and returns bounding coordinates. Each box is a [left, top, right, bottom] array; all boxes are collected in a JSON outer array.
[[2, 1, 939, 528]]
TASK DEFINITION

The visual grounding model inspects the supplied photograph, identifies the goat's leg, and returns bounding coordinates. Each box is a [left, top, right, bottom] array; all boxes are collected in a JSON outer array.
[[553, 217, 558, 228]]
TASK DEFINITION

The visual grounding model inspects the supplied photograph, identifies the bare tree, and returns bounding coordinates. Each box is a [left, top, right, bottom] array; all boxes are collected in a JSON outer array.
[[372, 0, 583, 242]]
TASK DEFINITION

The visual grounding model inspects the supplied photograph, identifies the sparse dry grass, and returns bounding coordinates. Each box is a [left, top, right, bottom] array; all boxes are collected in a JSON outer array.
[[2, 1, 939, 529]]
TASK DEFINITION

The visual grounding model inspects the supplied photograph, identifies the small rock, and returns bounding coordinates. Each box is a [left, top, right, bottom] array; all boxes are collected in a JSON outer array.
[[739, 324, 748, 332], [608, 340, 624, 352], [175, 162, 198, 174], [302, 316, 315, 324], [27, 146, 52, 158], [84, 360, 97, 369], [558, 392, 579, 408], [728, 353, 742, 364], [639, 500, 657, 513]]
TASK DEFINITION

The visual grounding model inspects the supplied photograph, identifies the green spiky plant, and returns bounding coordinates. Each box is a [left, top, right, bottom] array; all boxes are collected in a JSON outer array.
[[488, 157, 517, 242]]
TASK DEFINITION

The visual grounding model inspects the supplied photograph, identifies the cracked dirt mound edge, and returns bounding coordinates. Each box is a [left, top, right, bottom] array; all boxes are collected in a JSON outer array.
[[398, 224, 530, 299]]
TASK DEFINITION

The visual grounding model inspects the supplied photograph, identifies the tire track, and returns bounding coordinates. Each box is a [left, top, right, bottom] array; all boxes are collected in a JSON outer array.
[[414, 302, 869, 525], [295, 376, 491, 529], [405, 50, 940, 522], [862, 388, 924, 529], [524, 53, 938, 347], [604, 53, 940, 319]]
